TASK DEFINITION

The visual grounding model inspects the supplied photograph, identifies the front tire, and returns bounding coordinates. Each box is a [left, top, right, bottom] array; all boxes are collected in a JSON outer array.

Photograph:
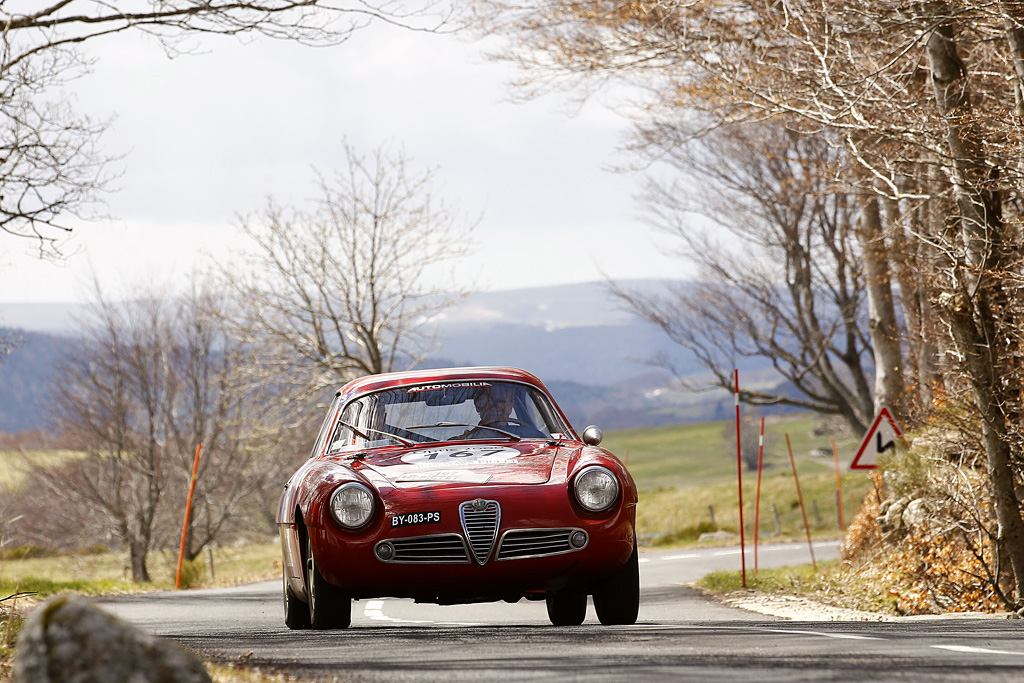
[[546, 590, 586, 626], [592, 542, 639, 626], [283, 570, 310, 630], [306, 536, 352, 629]]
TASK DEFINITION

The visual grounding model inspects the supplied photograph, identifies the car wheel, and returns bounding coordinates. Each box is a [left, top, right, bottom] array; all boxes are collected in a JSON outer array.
[[283, 568, 310, 630], [592, 542, 639, 626], [545, 590, 587, 626], [306, 535, 352, 629]]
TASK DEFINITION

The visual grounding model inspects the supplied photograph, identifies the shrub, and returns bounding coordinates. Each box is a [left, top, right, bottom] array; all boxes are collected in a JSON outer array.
[[177, 558, 209, 590], [841, 417, 1011, 614]]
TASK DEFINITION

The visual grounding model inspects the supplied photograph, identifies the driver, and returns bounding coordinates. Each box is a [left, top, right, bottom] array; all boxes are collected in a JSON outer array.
[[472, 384, 515, 427]]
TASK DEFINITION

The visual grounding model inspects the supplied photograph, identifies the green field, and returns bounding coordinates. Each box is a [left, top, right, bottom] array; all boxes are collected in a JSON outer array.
[[603, 413, 859, 491], [603, 413, 872, 543]]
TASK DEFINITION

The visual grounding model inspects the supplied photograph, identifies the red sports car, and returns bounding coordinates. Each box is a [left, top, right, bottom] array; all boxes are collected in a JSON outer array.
[[277, 366, 639, 629]]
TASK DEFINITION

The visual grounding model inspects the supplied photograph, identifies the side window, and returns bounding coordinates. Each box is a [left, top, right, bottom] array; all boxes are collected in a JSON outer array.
[[310, 396, 341, 459], [327, 401, 362, 453]]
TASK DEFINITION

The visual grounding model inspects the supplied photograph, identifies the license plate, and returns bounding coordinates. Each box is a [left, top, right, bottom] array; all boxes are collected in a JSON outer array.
[[390, 511, 441, 528]]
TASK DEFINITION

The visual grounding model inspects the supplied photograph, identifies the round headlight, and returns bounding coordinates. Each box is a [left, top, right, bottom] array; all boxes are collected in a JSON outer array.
[[329, 482, 375, 529], [573, 466, 619, 512]]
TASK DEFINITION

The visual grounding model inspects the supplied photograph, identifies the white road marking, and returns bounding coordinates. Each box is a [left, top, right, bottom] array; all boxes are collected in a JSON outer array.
[[627, 624, 881, 641], [713, 549, 743, 556], [757, 627, 882, 641], [932, 645, 1024, 657], [363, 599, 431, 624], [362, 599, 482, 626], [638, 558, 650, 563], [662, 554, 701, 561]]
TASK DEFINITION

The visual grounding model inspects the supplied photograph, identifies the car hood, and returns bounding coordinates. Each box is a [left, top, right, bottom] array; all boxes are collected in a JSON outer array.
[[361, 442, 563, 487]]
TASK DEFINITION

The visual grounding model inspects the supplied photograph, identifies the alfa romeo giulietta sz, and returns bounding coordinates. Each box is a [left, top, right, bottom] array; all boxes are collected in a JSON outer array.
[[277, 366, 638, 629]]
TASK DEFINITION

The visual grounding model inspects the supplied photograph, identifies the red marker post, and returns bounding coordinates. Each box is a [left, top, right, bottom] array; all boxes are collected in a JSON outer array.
[[175, 443, 202, 590], [786, 433, 817, 569], [734, 370, 747, 587], [753, 417, 765, 573]]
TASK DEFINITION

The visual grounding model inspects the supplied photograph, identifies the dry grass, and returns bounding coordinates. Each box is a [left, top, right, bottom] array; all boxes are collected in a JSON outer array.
[[0, 541, 281, 597], [0, 542, 285, 683], [208, 661, 315, 683], [0, 449, 86, 492], [636, 471, 872, 546]]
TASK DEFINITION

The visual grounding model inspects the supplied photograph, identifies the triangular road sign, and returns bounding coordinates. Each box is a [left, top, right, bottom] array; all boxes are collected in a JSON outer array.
[[850, 406, 905, 470]]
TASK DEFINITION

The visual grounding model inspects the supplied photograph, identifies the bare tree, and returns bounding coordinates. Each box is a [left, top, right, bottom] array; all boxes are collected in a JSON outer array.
[[0, 0, 455, 257], [613, 120, 875, 433], [164, 278, 294, 560], [221, 141, 474, 402], [48, 285, 176, 581], [40, 277, 292, 580], [0, 45, 111, 258]]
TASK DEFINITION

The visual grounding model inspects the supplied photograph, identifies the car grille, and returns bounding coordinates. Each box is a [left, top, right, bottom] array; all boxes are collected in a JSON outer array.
[[459, 499, 501, 565], [377, 534, 470, 563], [495, 528, 587, 560]]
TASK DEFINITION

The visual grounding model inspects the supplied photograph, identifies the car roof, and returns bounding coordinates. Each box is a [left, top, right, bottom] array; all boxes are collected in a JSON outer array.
[[337, 366, 549, 401]]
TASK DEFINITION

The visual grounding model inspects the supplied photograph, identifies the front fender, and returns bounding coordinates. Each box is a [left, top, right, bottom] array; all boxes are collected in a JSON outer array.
[[294, 460, 373, 530], [567, 446, 638, 520]]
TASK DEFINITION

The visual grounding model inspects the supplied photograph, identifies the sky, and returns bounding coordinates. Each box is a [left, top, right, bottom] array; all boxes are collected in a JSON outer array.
[[0, 18, 687, 304]]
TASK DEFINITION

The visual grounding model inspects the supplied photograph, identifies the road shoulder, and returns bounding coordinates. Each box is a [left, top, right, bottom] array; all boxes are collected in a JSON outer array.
[[710, 589, 1016, 622]]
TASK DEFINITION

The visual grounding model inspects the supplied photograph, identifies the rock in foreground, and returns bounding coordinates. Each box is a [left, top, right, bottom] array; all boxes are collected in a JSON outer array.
[[13, 595, 210, 683]]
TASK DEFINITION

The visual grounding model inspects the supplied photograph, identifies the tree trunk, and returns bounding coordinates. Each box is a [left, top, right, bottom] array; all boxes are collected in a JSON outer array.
[[940, 290, 1024, 607], [1001, 2, 1024, 116], [129, 539, 151, 583], [856, 193, 905, 420], [926, 4, 1024, 605], [884, 191, 942, 414]]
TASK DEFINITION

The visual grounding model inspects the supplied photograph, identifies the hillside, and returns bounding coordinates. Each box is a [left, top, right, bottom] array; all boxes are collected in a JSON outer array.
[[0, 280, 783, 433], [0, 330, 70, 433]]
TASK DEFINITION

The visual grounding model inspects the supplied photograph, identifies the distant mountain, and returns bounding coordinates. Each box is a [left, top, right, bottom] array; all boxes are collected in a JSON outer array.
[[0, 302, 79, 333], [0, 280, 669, 334], [433, 321, 694, 386], [0, 329, 71, 432], [435, 280, 668, 329], [0, 280, 782, 433]]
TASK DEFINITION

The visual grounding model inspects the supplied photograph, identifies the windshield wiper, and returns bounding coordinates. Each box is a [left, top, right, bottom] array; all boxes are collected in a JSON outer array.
[[337, 420, 415, 447], [407, 422, 521, 442]]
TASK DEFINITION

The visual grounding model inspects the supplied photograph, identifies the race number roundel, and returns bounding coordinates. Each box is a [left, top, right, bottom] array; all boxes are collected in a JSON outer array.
[[401, 445, 520, 466]]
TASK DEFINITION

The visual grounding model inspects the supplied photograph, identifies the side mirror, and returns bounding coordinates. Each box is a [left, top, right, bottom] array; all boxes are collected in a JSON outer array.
[[582, 425, 603, 446]]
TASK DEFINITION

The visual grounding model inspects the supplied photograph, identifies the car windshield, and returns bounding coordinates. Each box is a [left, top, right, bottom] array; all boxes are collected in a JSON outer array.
[[326, 381, 570, 452]]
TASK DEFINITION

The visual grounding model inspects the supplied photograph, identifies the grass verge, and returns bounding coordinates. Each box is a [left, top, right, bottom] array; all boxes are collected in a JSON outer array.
[[697, 561, 899, 616], [0, 541, 281, 600], [0, 542, 284, 682]]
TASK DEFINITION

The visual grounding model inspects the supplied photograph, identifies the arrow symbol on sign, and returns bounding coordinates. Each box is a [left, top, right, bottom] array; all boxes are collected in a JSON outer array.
[[876, 432, 895, 453]]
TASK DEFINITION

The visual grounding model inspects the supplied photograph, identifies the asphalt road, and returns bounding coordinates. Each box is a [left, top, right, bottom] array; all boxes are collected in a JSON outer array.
[[97, 541, 1024, 682]]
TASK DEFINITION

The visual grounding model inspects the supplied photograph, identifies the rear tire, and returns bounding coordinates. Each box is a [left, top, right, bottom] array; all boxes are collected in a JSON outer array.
[[546, 590, 586, 626], [306, 536, 352, 629], [592, 542, 639, 626]]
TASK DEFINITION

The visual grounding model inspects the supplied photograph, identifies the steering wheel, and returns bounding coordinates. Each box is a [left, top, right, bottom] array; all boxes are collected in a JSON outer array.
[[482, 418, 530, 428]]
